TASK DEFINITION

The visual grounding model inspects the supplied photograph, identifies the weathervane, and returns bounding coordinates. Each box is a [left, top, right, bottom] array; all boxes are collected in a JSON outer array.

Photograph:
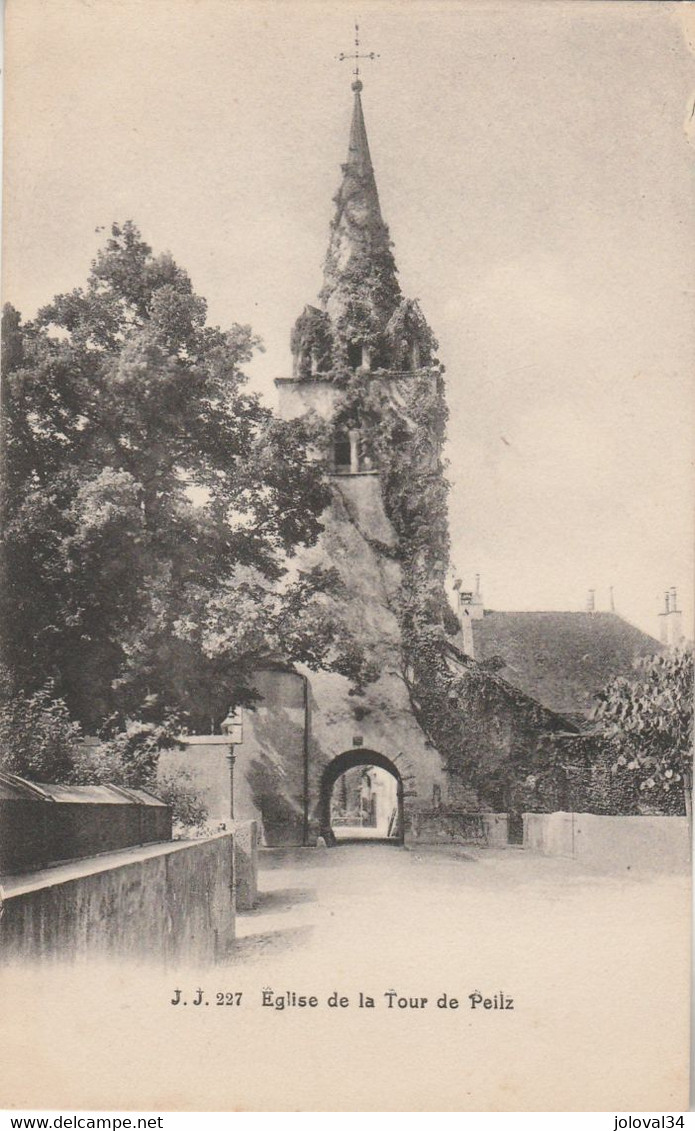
[[337, 22, 379, 89]]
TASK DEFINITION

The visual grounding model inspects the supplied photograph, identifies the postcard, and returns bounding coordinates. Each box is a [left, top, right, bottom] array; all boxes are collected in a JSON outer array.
[[0, 0, 692, 1113]]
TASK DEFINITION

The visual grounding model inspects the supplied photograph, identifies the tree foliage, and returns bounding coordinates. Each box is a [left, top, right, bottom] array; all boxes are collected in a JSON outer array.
[[0, 673, 208, 831], [592, 646, 693, 814], [1, 222, 367, 736]]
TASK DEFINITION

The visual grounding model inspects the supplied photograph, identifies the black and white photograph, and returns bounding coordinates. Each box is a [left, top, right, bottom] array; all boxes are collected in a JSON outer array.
[[0, 0, 692, 1114]]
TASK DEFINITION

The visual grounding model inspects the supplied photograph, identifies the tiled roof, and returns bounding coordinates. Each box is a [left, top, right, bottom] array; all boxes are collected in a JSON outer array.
[[471, 611, 662, 717]]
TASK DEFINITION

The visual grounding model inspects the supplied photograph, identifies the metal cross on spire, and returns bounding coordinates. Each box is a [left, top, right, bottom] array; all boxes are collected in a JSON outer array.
[[337, 22, 379, 90]]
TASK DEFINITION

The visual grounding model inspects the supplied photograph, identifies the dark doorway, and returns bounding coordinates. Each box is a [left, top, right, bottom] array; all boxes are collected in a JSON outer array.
[[508, 812, 524, 845], [318, 749, 404, 847]]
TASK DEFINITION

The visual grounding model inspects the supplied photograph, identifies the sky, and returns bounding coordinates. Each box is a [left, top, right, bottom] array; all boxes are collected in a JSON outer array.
[[3, 0, 694, 639]]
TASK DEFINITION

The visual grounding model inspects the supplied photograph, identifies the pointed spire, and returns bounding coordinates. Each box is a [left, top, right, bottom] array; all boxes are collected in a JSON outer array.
[[345, 81, 379, 196], [320, 83, 401, 326]]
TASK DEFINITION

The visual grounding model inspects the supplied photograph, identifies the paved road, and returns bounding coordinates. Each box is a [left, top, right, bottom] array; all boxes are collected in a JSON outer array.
[[236, 840, 686, 973], [226, 841, 688, 1109]]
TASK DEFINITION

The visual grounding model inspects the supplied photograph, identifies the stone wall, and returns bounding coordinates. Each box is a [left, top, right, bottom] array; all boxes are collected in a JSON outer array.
[[0, 833, 235, 963], [410, 809, 509, 846], [231, 670, 307, 844], [227, 661, 445, 845], [156, 693, 307, 843], [523, 811, 690, 872], [275, 377, 339, 423], [233, 820, 258, 910]]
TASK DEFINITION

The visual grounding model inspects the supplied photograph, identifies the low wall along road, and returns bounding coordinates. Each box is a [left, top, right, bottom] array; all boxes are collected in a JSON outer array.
[[0, 832, 236, 963], [523, 811, 690, 871]]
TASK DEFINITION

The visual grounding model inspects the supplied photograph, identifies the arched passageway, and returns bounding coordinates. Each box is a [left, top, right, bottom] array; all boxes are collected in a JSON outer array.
[[318, 749, 404, 847]]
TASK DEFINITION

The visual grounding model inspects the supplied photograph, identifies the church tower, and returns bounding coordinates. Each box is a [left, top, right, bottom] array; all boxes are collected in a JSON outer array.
[[261, 74, 452, 843]]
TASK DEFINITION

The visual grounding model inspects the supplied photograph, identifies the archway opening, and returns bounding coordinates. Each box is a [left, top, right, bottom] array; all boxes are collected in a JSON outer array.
[[318, 750, 404, 846]]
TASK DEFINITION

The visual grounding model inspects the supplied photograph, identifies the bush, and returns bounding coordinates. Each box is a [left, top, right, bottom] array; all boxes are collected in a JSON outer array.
[[69, 718, 175, 789], [0, 677, 83, 782], [156, 770, 209, 835]]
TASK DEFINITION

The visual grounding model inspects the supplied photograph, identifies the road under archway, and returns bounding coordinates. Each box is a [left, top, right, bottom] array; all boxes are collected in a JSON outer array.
[[318, 749, 404, 846]]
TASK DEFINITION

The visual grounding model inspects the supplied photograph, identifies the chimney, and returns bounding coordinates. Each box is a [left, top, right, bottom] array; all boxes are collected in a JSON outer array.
[[659, 586, 684, 647], [458, 595, 475, 657], [456, 575, 484, 656], [470, 574, 484, 619], [609, 586, 615, 613], [586, 589, 595, 613]]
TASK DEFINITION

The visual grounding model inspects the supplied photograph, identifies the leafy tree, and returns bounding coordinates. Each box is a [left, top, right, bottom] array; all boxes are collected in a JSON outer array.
[[1, 222, 368, 736], [592, 646, 693, 816]]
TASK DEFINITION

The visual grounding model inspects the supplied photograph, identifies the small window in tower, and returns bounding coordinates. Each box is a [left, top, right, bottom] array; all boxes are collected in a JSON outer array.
[[333, 429, 351, 472], [314, 348, 330, 375], [347, 341, 363, 371]]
